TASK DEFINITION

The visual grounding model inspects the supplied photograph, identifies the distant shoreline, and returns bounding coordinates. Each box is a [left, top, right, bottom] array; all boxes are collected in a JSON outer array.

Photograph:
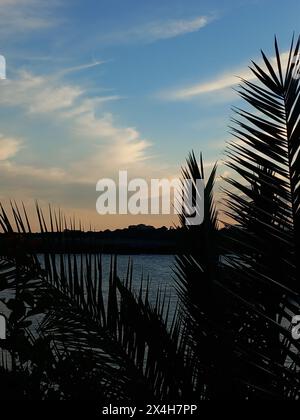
[[0, 224, 189, 255], [0, 224, 241, 255]]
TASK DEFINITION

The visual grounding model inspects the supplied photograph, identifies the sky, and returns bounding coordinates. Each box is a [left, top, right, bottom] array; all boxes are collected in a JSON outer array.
[[0, 0, 299, 230]]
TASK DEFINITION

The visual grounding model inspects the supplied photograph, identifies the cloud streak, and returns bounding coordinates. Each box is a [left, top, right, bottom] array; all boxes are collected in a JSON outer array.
[[101, 15, 211, 44], [162, 51, 290, 101]]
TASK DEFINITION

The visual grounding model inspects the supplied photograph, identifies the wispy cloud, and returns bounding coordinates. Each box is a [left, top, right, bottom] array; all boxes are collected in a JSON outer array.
[[0, 70, 84, 113], [161, 51, 290, 101], [57, 60, 108, 77], [0, 65, 153, 183], [0, 134, 22, 160], [0, 0, 60, 36], [101, 15, 212, 44]]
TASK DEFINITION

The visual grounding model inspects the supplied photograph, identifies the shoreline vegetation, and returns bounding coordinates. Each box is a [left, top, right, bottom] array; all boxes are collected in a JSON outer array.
[[0, 224, 240, 254], [0, 224, 188, 255], [1, 36, 300, 401]]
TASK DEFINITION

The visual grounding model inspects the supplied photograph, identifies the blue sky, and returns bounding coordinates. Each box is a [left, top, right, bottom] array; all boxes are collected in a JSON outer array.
[[0, 0, 299, 229]]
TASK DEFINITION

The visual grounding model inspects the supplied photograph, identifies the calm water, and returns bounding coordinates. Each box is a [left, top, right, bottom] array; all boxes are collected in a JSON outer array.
[[0, 254, 178, 325], [98, 253, 177, 301]]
